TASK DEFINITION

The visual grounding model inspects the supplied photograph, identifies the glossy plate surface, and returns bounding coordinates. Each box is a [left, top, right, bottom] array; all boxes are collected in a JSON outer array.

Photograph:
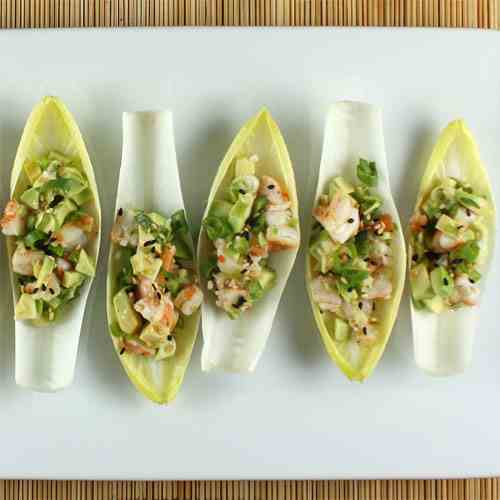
[[0, 28, 499, 479]]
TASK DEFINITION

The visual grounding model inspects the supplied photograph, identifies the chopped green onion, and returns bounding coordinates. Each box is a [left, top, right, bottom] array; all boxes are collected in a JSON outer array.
[[356, 159, 378, 187]]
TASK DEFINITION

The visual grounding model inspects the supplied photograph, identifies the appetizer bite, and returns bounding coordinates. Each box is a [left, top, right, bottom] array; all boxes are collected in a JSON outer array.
[[107, 111, 201, 404], [2, 96, 101, 391], [198, 109, 300, 372], [409, 120, 495, 376], [110, 208, 202, 361], [306, 102, 405, 381]]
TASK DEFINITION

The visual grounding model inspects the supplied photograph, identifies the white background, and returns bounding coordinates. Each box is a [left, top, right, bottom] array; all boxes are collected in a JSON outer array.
[[0, 28, 499, 479]]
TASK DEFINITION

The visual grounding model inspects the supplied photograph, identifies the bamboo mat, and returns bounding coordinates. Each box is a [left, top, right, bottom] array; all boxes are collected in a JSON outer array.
[[1, 1, 500, 499]]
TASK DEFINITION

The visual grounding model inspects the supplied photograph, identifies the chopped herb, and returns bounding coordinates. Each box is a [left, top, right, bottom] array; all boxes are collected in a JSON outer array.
[[356, 158, 378, 187]]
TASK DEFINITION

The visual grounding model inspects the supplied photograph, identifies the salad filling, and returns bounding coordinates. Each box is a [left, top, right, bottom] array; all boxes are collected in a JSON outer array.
[[1, 151, 96, 322], [110, 208, 203, 360], [202, 155, 299, 319], [309, 159, 395, 346], [409, 176, 488, 312]]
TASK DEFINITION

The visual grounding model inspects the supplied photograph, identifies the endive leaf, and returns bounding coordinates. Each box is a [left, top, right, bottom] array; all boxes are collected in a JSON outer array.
[[198, 109, 300, 372], [410, 120, 496, 376], [106, 111, 200, 404], [306, 101, 406, 381], [9, 96, 101, 391]]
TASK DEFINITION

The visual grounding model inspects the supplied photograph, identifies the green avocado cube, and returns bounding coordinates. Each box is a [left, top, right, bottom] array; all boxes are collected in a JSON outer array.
[[62, 271, 86, 289], [228, 193, 254, 233], [23, 160, 42, 184], [15, 294, 40, 320], [75, 249, 95, 277], [113, 288, 142, 335], [53, 198, 77, 227], [20, 187, 40, 210], [410, 263, 432, 301], [430, 266, 454, 298]]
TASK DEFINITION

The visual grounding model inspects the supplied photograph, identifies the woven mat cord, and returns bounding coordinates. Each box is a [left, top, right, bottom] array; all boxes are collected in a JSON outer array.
[[0, 0, 499, 499]]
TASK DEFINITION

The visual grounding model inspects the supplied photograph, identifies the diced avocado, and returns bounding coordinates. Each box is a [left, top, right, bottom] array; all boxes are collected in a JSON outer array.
[[138, 225, 155, 247], [257, 268, 276, 291], [62, 271, 86, 289], [23, 160, 42, 184], [130, 249, 162, 280], [58, 165, 85, 183], [235, 157, 256, 177], [148, 212, 170, 228], [20, 187, 40, 210], [228, 192, 254, 233], [113, 288, 142, 335], [209, 199, 233, 218], [333, 317, 350, 342], [75, 249, 95, 277], [70, 187, 92, 206], [156, 338, 176, 360], [423, 295, 445, 314], [309, 230, 338, 274], [53, 198, 77, 227], [228, 175, 259, 202], [332, 176, 355, 195], [36, 256, 56, 286], [35, 213, 57, 233], [410, 263, 432, 301], [15, 294, 40, 320], [65, 179, 86, 198], [436, 214, 459, 237], [430, 266, 454, 298], [139, 323, 168, 348]]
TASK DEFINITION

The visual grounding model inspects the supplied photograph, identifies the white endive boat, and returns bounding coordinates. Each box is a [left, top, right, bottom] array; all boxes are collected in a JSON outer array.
[[410, 120, 496, 376], [6, 96, 101, 391], [306, 101, 406, 381], [106, 111, 201, 403], [198, 109, 300, 372]]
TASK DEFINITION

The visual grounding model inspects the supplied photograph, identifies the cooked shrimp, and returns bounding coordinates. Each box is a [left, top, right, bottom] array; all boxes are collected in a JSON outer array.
[[136, 276, 154, 300], [313, 192, 360, 244], [174, 284, 203, 316], [431, 231, 463, 253], [455, 207, 477, 227], [110, 209, 138, 247], [12, 245, 44, 276], [161, 244, 176, 272], [310, 276, 342, 313], [121, 338, 155, 357], [266, 225, 299, 251], [215, 287, 249, 312], [264, 205, 291, 227], [363, 272, 392, 300], [73, 214, 94, 233], [55, 257, 72, 279], [249, 239, 269, 259], [369, 239, 392, 267], [1, 200, 26, 236], [453, 274, 480, 307], [215, 239, 243, 274], [134, 293, 176, 327], [259, 176, 288, 206], [409, 213, 428, 233], [52, 223, 88, 250]]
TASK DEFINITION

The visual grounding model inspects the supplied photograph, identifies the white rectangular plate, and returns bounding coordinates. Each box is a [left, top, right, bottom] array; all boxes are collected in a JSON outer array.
[[0, 27, 499, 480]]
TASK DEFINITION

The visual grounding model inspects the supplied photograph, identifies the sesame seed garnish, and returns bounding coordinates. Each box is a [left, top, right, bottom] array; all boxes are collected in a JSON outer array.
[[118, 208, 123, 216]]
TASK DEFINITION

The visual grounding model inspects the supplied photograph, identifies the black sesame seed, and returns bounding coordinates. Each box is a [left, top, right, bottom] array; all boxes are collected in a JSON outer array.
[[412, 255, 418, 262], [242, 231, 250, 240], [144, 240, 156, 246], [347, 218, 354, 223], [49, 288, 55, 295], [239, 189, 246, 195], [167, 335, 173, 341], [362, 327, 368, 335], [156, 292, 162, 300], [469, 278, 475, 284], [120, 348, 125, 355], [347, 287, 353, 293], [268, 185, 275, 190], [234, 296, 246, 308], [443, 278, 449, 286], [41, 284, 47, 291], [457, 225, 463, 230], [466, 209, 471, 217], [118, 208, 123, 216], [358, 302, 363, 309], [32, 288, 39, 294], [241, 268, 247, 274]]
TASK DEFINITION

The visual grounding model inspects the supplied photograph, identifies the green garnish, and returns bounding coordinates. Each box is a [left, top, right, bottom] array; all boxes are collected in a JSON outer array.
[[356, 159, 378, 187]]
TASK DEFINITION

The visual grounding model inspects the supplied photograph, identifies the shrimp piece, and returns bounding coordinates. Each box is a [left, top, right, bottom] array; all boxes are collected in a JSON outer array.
[[363, 272, 392, 300], [136, 276, 154, 300], [310, 276, 342, 312], [73, 214, 94, 233], [110, 209, 138, 247], [369, 239, 392, 268], [161, 245, 176, 272], [379, 213, 395, 232], [266, 225, 299, 252], [121, 338, 156, 357], [215, 239, 243, 274], [12, 245, 44, 276], [52, 223, 88, 250], [249, 238, 269, 259], [55, 257, 72, 280], [264, 205, 291, 227], [409, 213, 428, 233], [313, 192, 359, 244], [431, 231, 463, 253], [1, 200, 26, 236], [174, 284, 203, 316], [160, 299, 179, 331], [259, 176, 288, 206], [134, 293, 174, 325], [453, 274, 480, 307], [215, 287, 249, 312]]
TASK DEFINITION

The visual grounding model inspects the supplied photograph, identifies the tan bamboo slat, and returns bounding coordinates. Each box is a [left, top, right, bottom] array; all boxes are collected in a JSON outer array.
[[0, 0, 499, 498]]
